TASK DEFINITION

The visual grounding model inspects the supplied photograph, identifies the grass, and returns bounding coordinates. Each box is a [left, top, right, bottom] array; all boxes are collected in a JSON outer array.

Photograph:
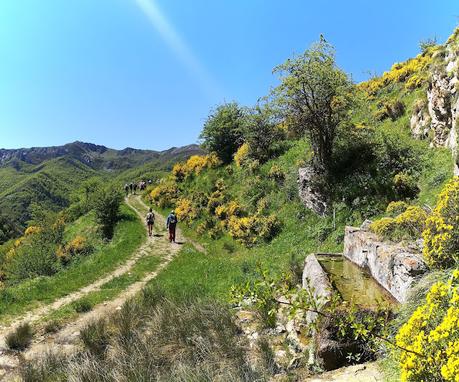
[[6, 322, 33, 351], [20, 287, 266, 381], [40, 238, 163, 327], [0, 203, 145, 323]]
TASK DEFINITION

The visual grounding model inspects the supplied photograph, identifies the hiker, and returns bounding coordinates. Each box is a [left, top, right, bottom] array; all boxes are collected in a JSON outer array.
[[124, 183, 129, 196], [146, 208, 155, 237], [129, 182, 133, 194], [133, 182, 138, 194], [166, 210, 178, 243]]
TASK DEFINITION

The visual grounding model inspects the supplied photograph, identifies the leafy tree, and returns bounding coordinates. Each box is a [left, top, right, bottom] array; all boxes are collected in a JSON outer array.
[[93, 187, 123, 240], [271, 37, 354, 177], [199, 102, 246, 164], [243, 106, 286, 163]]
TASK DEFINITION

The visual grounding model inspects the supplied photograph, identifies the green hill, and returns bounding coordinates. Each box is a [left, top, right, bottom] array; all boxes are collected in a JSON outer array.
[[0, 142, 203, 244]]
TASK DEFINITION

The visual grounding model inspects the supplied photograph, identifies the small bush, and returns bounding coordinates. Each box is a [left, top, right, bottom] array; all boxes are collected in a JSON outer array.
[[393, 172, 419, 199], [93, 187, 123, 240], [72, 299, 93, 313], [386, 201, 409, 217], [43, 320, 61, 334], [6, 322, 33, 351], [175, 198, 197, 225], [396, 270, 459, 381], [150, 178, 178, 208], [268, 164, 285, 184], [423, 177, 459, 268], [370, 217, 396, 238], [234, 142, 250, 167]]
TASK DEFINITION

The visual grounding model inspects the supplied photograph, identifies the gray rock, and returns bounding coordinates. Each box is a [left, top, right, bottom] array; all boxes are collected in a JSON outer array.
[[343, 226, 427, 302], [298, 167, 327, 216], [302, 254, 333, 322]]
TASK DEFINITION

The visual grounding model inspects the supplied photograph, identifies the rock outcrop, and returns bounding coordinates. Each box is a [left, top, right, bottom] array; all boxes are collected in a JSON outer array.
[[410, 42, 459, 175], [343, 226, 427, 302], [298, 167, 327, 216]]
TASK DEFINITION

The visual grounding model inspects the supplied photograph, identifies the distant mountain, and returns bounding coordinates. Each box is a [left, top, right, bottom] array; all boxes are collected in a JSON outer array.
[[0, 141, 204, 171], [0, 142, 204, 243]]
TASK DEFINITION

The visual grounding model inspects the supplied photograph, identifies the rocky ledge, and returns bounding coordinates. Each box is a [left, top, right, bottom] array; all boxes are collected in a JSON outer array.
[[343, 226, 427, 302]]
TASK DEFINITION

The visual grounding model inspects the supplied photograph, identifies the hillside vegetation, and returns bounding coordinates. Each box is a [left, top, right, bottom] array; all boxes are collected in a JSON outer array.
[[10, 27, 459, 382], [0, 142, 203, 244]]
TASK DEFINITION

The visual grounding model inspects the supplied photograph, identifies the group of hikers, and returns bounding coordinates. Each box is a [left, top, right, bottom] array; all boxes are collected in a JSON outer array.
[[146, 208, 178, 243], [123, 180, 178, 243], [124, 180, 151, 196]]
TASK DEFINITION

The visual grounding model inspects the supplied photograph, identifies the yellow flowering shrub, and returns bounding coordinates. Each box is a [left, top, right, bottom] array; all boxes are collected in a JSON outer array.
[[66, 236, 90, 256], [207, 179, 227, 214], [228, 214, 280, 247], [394, 206, 428, 238], [423, 177, 459, 268], [370, 217, 396, 238], [370, 206, 427, 240], [359, 53, 432, 95], [268, 164, 285, 184], [24, 226, 41, 236], [56, 235, 92, 264], [215, 201, 242, 221], [175, 198, 197, 224], [396, 270, 459, 381], [172, 154, 221, 181], [150, 179, 178, 208], [386, 201, 409, 217], [234, 143, 250, 167]]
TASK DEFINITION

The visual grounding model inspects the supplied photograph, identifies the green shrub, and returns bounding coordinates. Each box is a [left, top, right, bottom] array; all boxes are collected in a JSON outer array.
[[6, 322, 33, 351], [72, 298, 93, 313], [93, 187, 123, 239]]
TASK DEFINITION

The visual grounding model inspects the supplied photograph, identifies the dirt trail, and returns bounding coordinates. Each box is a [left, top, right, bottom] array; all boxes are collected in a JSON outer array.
[[0, 195, 197, 380]]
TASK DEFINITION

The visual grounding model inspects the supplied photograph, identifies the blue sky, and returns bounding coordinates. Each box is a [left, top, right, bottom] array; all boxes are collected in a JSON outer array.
[[0, 0, 457, 151]]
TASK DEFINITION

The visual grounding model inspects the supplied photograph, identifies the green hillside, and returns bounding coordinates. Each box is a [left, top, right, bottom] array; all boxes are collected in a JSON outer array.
[[0, 142, 203, 244]]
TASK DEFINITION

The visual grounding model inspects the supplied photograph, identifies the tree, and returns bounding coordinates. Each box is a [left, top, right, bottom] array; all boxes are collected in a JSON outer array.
[[199, 102, 246, 164], [93, 187, 123, 240], [243, 106, 286, 163], [271, 37, 354, 177]]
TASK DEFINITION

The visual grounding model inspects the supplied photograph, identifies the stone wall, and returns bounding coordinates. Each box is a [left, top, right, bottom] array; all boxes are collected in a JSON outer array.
[[343, 226, 427, 303]]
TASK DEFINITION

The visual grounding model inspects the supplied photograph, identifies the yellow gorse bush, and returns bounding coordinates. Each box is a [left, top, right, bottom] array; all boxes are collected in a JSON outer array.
[[359, 52, 432, 95], [24, 226, 41, 236], [370, 206, 427, 240], [386, 201, 409, 217], [396, 270, 459, 381], [175, 198, 197, 224], [173, 154, 221, 181], [234, 143, 250, 167], [150, 179, 178, 208], [369, 217, 396, 238], [228, 214, 280, 247], [423, 177, 459, 269]]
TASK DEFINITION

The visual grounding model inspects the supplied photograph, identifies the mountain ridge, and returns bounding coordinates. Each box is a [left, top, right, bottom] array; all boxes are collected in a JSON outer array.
[[0, 141, 203, 170]]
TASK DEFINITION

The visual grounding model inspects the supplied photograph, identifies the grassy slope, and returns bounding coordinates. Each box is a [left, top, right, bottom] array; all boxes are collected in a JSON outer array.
[[0, 203, 145, 322]]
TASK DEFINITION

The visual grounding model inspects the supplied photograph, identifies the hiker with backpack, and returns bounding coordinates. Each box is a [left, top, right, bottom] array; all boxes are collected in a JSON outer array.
[[166, 210, 178, 243], [124, 183, 129, 196], [146, 208, 155, 237]]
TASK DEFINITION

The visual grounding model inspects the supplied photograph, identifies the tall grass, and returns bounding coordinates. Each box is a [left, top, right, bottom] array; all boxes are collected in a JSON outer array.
[[21, 285, 267, 381]]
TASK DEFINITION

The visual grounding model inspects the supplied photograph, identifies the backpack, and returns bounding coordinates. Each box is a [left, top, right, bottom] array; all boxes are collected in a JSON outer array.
[[169, 214, 177, 225], [146, 212, 155, 224]]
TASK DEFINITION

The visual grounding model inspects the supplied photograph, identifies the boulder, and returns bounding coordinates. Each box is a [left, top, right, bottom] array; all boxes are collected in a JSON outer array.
[[298, 167, 327, 216], [302, 254, 333, 323], [343, 226, 427, 302]]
